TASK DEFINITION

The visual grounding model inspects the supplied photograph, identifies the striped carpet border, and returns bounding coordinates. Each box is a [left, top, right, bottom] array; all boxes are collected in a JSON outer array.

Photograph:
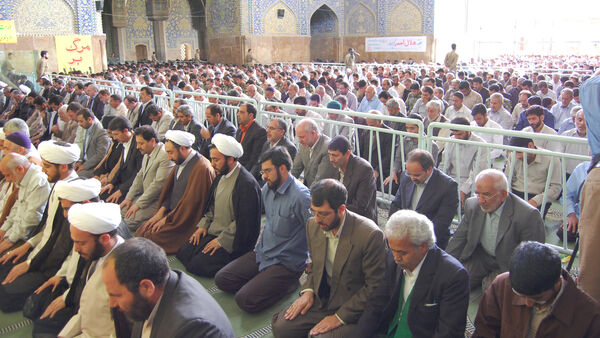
[[0, 319, 32, 335], [243, 324, 272, 338]]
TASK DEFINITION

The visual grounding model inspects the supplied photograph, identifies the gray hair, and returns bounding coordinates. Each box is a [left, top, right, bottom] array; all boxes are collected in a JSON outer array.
[[289, 83, 299, 92], [425, 100, 441, 111], [176, 104, 193, 117], [386, 98, 399, 110], [4, 118, 30, 137], [570, 106, 583, 118], [561, 88, 574, 98], [385, 209, 436, 249], [3, 152, 30, 173], [490, 93, 504, 103], [475, 168, 508, 192]]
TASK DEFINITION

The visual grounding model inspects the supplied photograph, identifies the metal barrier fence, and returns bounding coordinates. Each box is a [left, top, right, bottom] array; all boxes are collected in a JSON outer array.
[[427, 122, 590, 253], [52, 75, 590, 253]]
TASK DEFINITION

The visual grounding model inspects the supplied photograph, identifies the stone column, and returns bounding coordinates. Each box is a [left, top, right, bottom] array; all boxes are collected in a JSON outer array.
[[115, 27, 127, 62], [146, 0, 170, 62], [152, 21, 168, 62], [111, 0, 128, 62]]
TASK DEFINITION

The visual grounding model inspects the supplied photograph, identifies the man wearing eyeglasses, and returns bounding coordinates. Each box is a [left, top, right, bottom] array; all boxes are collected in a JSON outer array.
[[446, 169, 545, 291], [271, 179, 386, 337], [473, 241, 600, 337], [389, 149, 458, 249]]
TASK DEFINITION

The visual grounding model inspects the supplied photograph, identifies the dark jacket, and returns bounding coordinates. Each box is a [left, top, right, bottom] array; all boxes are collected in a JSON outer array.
[[390, 168, 458, 249], [235, 120, 267, 173], [139, 101, 158, 127], [203, 165, 261, 258], [171, 119, 207, 153], [358, 123, 395, 179], [110, 135, 144, 196], [337, 154, 378, 223], [354, 245, 470, 338], [131, 270, 234, 338], [201, 119, 237, 158], [253, 138, 298, 180], [88, 95, 105, 120]]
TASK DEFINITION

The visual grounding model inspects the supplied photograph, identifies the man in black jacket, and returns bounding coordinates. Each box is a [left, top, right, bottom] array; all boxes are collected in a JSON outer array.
[[99, 116, 143, 204], [354, 209, 469, 338], [389, 149, 458, 249], [235, 103, 267, 174], [177, 134, 261, 277], [200, 103, 236, 157]]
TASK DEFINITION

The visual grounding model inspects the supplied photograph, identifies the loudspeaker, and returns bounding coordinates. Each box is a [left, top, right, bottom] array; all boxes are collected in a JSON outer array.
[[277, 9, 285, 19], [95, 0, 104, 11]]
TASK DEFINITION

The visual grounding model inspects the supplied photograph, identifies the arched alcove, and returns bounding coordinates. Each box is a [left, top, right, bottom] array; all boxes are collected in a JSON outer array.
[[309, 5, 339, 62]]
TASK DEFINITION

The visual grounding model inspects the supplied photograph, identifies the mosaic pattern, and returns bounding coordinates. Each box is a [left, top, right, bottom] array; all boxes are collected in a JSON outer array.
[[387, 0, 423, 34], [379, 0, 434, 35], [310, 5, 339, 36], [15, 0, 77, 36], [263, 1, 298, 35], [0, 0, 102, 36], [125, 0, 155, 49], [166, 0, 196, 48], [346, 2, 376, 36], [206, 0, 240, 36], [253, 0, 300, 35], [77, 0, 98, 35]]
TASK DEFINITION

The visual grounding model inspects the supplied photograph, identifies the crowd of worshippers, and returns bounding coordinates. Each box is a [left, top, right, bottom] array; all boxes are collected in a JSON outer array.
[[0, 61, 594, 337]]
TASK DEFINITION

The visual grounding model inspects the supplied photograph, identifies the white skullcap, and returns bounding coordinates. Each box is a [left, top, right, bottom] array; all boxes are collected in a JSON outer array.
[[38, 140, 80, 164], [18, 85, 31, 95], [68, 202, 120, 235], [55, 178, 101, 202], [165, 130, 195, 148], [211, 133, 243, 158]]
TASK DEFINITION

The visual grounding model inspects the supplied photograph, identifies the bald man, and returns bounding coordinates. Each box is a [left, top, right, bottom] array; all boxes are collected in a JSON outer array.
[[0, 153, 50, 256], [357, 86, 383, 113], [446, 169, 545, 291], [290, 119, 336, 187]]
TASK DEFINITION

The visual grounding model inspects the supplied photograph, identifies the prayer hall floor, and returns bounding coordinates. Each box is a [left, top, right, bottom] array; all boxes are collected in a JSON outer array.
[[0, 203, 577, 337]]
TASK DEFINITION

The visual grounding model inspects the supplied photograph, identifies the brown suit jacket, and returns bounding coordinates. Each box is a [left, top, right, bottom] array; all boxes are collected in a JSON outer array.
[[303, 210, 386, 323]]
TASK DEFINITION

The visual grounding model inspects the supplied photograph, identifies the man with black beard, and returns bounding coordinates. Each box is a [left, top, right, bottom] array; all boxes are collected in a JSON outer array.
[[177, 134, 261, 277], [102, 238, 235, 337], [271, 179, 386, 337], [215, 146, 311, 313], [30, 201, 125, 337]]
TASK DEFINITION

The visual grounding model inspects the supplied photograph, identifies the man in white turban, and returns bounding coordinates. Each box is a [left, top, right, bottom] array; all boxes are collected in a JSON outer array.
[[136, 130, 216, 254], [177, 134, 262, 277], [0, 140, 80, 313], [32, 202, 125, 337]]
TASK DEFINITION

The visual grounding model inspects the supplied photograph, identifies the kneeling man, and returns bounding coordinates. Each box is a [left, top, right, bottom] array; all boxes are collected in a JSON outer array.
[[215, 146, 311, 312], [177, 134, 261, 277]]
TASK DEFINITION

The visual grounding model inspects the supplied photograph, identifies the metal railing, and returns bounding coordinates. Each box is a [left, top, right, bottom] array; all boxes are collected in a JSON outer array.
[[427, 122, 590, 253], [50, 75, 590, 254]]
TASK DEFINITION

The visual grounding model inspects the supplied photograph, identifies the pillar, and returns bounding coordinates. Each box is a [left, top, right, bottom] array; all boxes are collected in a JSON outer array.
[[152, 21, 168, 62]]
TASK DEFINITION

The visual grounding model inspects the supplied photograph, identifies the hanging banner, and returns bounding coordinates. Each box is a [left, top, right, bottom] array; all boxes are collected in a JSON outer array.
[[0, 21, 17, 44], [55, 35, 94, 73], [365, 36, 427, 52]]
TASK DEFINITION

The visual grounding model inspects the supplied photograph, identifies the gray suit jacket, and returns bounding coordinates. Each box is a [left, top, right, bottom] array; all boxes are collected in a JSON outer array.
[[80, 120, 110, 170], [126, 143, 174, 209], [291, 134, 336, 187], [303, 210, 386, 324], [131, 270, 234, 338], [446, 193, 545, 271]]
